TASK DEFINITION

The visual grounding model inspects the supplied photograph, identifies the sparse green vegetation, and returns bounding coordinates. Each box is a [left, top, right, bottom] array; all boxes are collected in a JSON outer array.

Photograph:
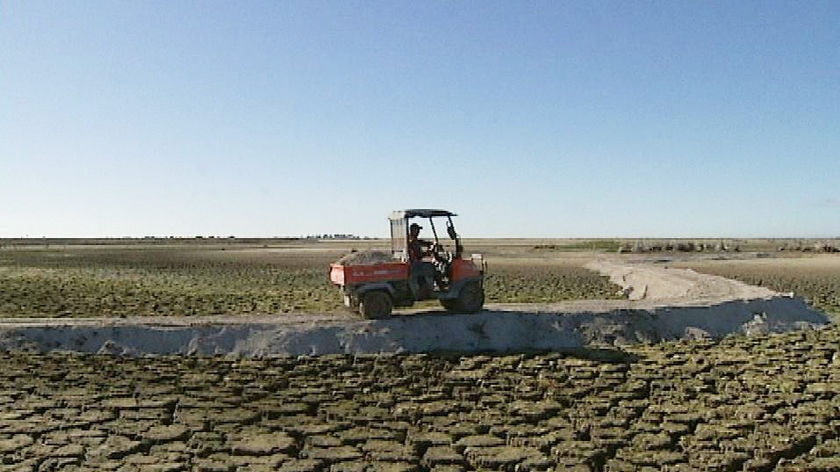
[[0, 242, 621, 317], [485, 264, 622, 303], [0, 246, 346, 317]]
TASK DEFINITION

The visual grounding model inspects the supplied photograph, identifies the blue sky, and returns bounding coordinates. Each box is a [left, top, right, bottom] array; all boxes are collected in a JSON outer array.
[[2, 1, 838, 238]]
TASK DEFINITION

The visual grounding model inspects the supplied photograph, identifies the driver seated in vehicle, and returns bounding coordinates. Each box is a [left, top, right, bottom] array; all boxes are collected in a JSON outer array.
[[408, 223, 437, 296]]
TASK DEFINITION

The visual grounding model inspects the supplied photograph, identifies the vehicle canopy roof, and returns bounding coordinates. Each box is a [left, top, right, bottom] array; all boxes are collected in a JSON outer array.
[[389, 209, 456, 221]]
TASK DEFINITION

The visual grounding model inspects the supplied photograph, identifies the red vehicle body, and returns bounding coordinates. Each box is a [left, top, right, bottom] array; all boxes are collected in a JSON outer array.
[[329, 209, 485, 318]]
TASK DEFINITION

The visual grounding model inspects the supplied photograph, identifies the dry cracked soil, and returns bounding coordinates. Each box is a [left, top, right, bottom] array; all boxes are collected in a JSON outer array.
[[2, 323, 840, 471]]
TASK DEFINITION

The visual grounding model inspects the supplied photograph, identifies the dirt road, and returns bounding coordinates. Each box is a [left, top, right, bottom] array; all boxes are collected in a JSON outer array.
[[584, 256, 778, 304]]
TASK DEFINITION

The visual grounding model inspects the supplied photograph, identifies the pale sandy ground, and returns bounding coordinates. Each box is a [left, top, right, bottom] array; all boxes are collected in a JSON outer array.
[[584, 256, 778, 304], [0, 256, 829, 356]]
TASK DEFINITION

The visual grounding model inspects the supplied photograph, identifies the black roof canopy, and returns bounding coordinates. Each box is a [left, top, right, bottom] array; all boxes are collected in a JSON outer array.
[[390, 209, 456, 220]]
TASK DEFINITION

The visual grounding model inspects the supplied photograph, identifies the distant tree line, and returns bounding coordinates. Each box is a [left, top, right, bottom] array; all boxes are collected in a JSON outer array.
[[617, 239, 839, 254], [305, 234, 364, 240]]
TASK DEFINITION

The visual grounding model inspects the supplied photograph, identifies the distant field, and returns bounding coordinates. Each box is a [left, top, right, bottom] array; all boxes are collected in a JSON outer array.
[[0, 243, 352, 318], [0, 240, 620, 318]]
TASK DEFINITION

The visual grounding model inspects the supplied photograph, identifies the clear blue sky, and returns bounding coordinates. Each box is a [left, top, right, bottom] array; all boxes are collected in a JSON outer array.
[[2, 1, 838, 238]]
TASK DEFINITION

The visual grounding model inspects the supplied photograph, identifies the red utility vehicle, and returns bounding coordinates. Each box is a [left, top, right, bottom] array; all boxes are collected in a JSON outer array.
[[329, 209, 485, 318]]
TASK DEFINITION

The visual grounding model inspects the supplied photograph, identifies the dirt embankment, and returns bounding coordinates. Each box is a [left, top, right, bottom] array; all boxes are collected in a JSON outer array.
[[0, 257, 829, 356], [584, 257, 778, 304]]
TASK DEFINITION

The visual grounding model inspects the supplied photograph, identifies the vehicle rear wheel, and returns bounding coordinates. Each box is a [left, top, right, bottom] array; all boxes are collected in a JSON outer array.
[[359, 291, 393, 319], [439, 299, 457, 311], [454, 281, 484, 313]]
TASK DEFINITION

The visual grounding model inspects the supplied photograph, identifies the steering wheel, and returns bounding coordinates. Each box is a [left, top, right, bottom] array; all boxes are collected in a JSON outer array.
[[430, 243, 451, 263]]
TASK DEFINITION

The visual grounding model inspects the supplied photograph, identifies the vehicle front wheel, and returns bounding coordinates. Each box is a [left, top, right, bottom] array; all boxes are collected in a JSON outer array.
[[359, 291, 393, 319], [453, 281, 484, 313]]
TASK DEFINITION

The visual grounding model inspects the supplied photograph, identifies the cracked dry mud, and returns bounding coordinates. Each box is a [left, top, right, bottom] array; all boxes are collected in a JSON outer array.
[[2, 325, 839, 471]]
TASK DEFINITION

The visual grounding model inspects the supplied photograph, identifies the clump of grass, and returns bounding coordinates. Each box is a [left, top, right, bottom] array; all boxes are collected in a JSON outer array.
[[485, 265, 622, 304]]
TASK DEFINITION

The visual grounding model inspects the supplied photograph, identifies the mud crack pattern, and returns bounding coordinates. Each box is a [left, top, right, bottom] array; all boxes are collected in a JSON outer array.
[[1, 326, 839, 471]]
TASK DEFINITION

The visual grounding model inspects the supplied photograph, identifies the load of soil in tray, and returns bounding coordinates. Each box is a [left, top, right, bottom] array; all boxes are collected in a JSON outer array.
[[335, 250, 393, 266]]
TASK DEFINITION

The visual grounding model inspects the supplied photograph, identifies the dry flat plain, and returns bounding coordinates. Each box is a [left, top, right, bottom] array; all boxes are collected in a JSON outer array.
[[0, 238, 839, 471], [0, 240, 619, 318]]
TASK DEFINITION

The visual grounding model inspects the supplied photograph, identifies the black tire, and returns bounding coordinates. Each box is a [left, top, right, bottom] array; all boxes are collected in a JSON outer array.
[[454, 281, 484, 313], [440, 299, 457, 311], [359, 291, 393, 319]]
